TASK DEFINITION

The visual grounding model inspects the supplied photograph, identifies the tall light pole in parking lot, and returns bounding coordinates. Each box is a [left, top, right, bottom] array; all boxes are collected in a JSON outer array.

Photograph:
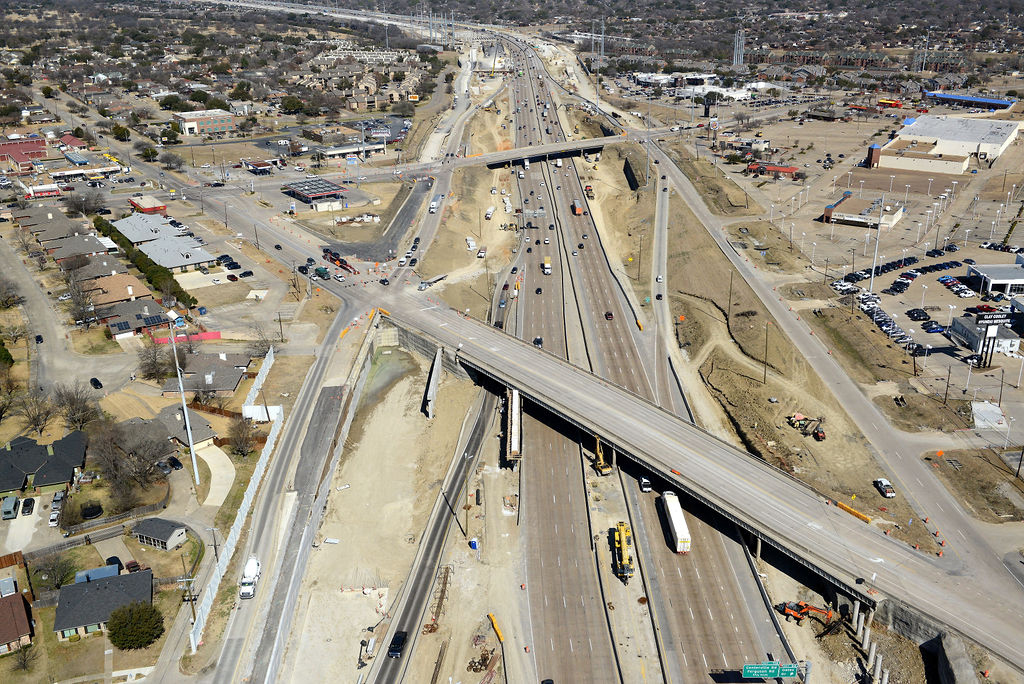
[[947, 304, 956, 326], [927, 178, 934, 195], [921, 285, 928, 308], [1004, 417, 1015, 450], [904, 184, 910, 206], [889, 175, 895, 192], [868, 231, 882, 293], [859, 180, 865, 198], [964, 229, 971, 248]]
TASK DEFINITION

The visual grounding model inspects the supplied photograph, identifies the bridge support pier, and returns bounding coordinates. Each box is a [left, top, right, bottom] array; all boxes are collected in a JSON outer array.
[[852, 600, 861, 626], [804, 661, 812, 684], [866, 642, 877, 670], [855, 612, 865, 640], [754, 535, 761, 560], [880, 669, 889, 684], [863, 624, 873, 652], [872, 655, 883, 681]]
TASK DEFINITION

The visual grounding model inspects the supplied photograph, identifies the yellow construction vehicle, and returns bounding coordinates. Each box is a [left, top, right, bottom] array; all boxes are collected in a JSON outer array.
[[594, 436, 612, 476], [613, 521, 635, 584]]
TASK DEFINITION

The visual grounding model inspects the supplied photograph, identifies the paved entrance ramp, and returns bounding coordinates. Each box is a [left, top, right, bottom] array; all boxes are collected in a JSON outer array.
[[196, 444, 236, 508]]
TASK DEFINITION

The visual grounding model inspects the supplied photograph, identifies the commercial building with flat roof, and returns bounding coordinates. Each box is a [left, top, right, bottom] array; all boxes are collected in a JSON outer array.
[[284, 178, 347, 204], [823, 192, 905, 229], [128, 195, 167, 215], [869, 115, 1020, 174], [924, 91, 1015, 110], [172, 109, 235, 137]]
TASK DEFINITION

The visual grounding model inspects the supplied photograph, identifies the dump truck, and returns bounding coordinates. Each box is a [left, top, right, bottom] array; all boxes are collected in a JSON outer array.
[[542, 256, 551, 275], [314, 266, 329, 279], [584, 185, 594, 199], [239, 557, 261, 599], [571, 199, 584, 216]]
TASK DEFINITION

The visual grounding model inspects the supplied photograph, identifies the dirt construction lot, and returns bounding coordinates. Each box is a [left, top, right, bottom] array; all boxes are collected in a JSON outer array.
[[419, 165, 518, 318], [279, 350, 478, 682]]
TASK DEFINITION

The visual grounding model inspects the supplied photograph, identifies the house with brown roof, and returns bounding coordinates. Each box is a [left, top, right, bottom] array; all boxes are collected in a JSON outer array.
[[0, 593, 31, 653], [85, 274, 152, 307]]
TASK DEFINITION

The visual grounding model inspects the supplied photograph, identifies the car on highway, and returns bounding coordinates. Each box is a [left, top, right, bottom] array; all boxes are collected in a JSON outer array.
[[387, 631, 408, 659], [502, 283, 510, 291], [535, 287, 542, 294], [274, 244, 283, 250], [605, 311, 614, 320], [297, 265, 309, 275], [571, 250, 578, 256], [533, 336, 543, 348], [656, 275, 664, 283], [34, 334, 43, 344], [380, 278, 390, 286], [655, 293, 663, 300], [89, 377, 103, 389], [511, 267, 518, 274], [577, 243, 584, 249]]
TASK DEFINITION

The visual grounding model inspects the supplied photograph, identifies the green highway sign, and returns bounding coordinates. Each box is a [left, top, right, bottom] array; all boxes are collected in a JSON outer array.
[[742, 662, 780, 678], [741, 662, 800, 679]]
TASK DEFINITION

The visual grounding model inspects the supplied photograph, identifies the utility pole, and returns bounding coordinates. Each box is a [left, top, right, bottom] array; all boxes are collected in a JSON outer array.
[[278, 312, 285, 341], [727, 271, 734, 324], [943, 365, 951, 404], [763, 323, 770, 384], [253, 223, 260, 251], [823, 257, 830, 285]]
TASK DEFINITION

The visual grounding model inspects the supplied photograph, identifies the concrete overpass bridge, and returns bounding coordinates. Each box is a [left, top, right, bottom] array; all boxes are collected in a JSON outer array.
[[385, 299, 1024, 672], [464, 134, 626, 169]]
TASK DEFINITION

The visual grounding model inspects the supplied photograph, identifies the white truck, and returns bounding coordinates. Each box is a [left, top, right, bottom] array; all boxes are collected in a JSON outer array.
[[661, 492, 691, 554], [239, 556, 261, 599], [429, 194, 443, 214], [484, 206, 495, 220]]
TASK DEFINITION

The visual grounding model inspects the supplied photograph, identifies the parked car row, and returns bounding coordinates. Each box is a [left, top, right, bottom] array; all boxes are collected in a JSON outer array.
[[980, 241, 1024, 253], [938, 275, 975, 298], [857, 294, 919, 350]]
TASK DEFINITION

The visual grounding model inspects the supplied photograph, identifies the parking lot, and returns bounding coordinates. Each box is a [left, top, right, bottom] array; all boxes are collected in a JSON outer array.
[[0, 495, 63, 555]]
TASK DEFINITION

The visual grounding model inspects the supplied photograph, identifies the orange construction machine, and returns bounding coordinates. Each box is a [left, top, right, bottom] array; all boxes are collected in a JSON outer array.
[[777, 601, 833, 625]]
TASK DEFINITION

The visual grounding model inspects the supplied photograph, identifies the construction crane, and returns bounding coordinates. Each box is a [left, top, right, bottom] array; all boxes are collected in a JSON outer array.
[[777, 601, 833, 625], [613, 521, 634, 584], [594, 435, 612, 476]]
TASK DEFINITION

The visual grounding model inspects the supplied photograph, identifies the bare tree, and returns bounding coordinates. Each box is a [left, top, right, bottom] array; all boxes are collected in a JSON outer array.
[[88, 420, 162, 511], [11, 227, 36, 254], [64, 190, 106, 216], [0, 365, 18, 426], [53, 380, 101, 430], [12, 643, 39, 672], [0, 276, 23, 309], [66, 277, 94, 329], [137, 342, 164, 380], [229, 416, 260, 457], [246, 323, 272, 358], [158, 152, 185, 170], [2, 324, 27, 346], [16, 392, 54, 436], [60, 253, 90, 273], [32, 553, 78, 590]]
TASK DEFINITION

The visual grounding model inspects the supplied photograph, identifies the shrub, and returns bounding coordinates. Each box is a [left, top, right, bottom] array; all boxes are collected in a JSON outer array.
[[107, 601, 164, 649]]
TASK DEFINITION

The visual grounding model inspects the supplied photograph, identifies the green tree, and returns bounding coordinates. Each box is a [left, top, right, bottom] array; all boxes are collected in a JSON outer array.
[[107, 602, 164, 650], [140, 147, 158, 161], [189, 90, 209, 104], [206, 97, 230, 112], [111, 124, 130, 142], [40, 85, 54, 98], [159, 94, 181, 110], [280, 95, 304, 113]]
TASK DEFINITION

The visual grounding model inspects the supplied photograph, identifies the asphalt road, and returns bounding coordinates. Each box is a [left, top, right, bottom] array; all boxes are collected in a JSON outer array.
[[385, 295, 1024, 671], [373, 392, 496, 683]]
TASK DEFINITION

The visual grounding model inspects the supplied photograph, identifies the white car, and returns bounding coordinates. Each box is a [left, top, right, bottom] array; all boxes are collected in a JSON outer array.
[[211, 278, 221, 285], [334, 274, 346, 282], [873, 478, 896, 498], [58, 293, 72, 301], [656, 275, 664, 283], [48, 510, 60, 527]]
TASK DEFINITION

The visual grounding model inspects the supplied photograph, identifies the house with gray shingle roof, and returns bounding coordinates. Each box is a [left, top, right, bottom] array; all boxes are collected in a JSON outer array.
[[53, 570, 153, 640]]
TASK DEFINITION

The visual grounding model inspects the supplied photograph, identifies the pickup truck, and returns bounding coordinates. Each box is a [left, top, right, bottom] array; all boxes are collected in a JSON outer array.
[[873, 478, 896, 498]]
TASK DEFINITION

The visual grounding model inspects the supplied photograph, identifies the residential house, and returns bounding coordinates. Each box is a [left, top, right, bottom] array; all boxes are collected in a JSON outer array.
[[46, 234, 113, 264], [112, 213, 175, 246], [65, 256, 128, 283], [58, 134, 88, 149], [156, 405, 216, 450], [133, 518, 187, 551], [53, 570, 153, 640], [160, 351, 250, 398], [85, 273, 152, 307], [138, 237, 216, 272], [0, 431, 88, 498], [0, 593, 31, 654], [98, 298, 169, 338]]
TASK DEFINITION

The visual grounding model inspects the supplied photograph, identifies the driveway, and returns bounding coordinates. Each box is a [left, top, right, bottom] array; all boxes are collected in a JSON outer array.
[[0, 497, 47, 555], [195, 444, 236, 509]]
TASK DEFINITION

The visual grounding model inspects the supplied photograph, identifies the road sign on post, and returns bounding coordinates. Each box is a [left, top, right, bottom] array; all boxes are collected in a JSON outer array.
[[742, 662, 780, 678], [779, 663, 800, 677]]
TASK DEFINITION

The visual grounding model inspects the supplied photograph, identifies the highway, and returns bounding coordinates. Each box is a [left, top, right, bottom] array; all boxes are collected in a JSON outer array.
[[385, 296, 1024, 671]]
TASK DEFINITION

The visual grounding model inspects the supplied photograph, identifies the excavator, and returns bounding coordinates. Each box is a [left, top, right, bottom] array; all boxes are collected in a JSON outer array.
[[777, 601, 833, 626], [593, 435, 613, 476]]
